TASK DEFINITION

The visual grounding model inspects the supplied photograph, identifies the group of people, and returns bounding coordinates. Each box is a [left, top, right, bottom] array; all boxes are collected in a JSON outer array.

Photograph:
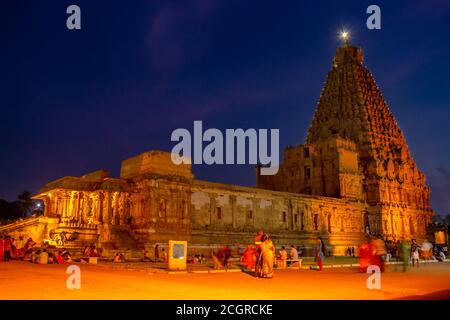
[[0, 233, 78, 265], [358, 235, 447, 273], [83, 245, 100, 258], [358, 235, 387, 272], [153, 244, 167, 262], [344, 247, 355, 257], [113, 252, 126, 263], [0, 235, 41, 262], [141, 244, 168, 263], [31, 248, 72, 264], [277, 245, 301, 268], [240, 231, 326, 277]]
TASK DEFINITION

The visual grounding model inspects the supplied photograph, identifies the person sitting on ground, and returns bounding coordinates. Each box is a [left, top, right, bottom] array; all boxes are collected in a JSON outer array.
[[63, 251, 72, 263], [142, 249, 151, 262], [48, 252, 55, 264], [114, 252, 125, 263], [161, 248, 167, 262], [25, 238, 36, 253], [55, 250, 65, 264], [38, 249, 49, 264], [193, 255, 199, 264], [90, 245, 99, 257], [32, 249, 40, 264]]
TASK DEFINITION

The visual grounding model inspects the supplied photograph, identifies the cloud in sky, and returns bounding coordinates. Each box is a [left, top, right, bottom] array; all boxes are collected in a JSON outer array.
[[146, 1, 220, 74]]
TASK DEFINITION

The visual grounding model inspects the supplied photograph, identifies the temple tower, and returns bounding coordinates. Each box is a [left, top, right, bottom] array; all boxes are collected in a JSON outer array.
[[258, 40, 434, 240]]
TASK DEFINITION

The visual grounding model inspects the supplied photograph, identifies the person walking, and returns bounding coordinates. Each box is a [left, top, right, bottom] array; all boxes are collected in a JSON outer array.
[[411, 239, 420, 267], [399, 239, 410, 272], [316, 237, 325, 271]]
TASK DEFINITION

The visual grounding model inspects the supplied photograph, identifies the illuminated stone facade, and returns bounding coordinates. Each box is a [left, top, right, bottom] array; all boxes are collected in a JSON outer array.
[[0, 42, 433, 256]]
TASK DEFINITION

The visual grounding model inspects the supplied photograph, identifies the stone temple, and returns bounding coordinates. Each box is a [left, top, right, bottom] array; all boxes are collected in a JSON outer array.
[[0, 41, 434, 256]]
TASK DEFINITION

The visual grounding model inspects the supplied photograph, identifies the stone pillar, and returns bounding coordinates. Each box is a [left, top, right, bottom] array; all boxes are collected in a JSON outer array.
[[80, 192, 86, 224], [252, 198, 259, 228], [43, 196, 51, 216], [97, 192, 104, 223], [73, 192, 80, 221], [230, 195, 237, 229], [104, 192, 112, 224], [210, 194, 217, 226], [62, 192, 70, 219], [288, 200, 293, 231]]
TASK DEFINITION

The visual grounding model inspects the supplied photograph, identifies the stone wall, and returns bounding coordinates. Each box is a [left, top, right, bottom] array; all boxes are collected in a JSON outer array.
[[190, 180, 366, 255]]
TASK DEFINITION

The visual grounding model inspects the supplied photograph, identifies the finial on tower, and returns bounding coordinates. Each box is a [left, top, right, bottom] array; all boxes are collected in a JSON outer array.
[[340, 30, 350, 45]]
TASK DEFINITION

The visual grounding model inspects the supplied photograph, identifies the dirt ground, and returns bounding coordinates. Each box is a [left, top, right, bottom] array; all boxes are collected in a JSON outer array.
[[0, 261, 449, 300]]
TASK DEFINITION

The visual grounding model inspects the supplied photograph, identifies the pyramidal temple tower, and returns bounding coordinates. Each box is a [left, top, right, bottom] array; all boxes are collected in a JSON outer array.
[[258, 41, 434, 241]]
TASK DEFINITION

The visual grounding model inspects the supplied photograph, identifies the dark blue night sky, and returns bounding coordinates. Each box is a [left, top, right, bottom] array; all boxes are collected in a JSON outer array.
[[2, 1, 450, 216]]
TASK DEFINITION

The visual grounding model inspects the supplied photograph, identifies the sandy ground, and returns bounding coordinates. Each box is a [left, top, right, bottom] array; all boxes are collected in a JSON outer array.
[[0, 261, 449, 300]]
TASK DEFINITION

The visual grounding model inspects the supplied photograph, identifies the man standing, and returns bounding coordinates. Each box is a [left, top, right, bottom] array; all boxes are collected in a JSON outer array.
[[154, 244, 159, 261], [411, 239, 420, 267], [399, 239, 410, 272], [3, 236, 12, 262]]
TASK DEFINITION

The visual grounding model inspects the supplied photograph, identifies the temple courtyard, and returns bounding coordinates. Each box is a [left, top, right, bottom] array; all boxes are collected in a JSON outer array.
[[0, 261, 449, 300]]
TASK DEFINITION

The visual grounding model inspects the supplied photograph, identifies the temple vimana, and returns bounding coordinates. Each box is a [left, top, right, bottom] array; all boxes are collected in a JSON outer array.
[[0, 41, 434, 256]]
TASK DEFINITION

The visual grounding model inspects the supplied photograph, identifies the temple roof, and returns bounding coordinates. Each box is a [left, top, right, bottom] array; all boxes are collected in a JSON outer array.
[[306, 43, 413, 165]]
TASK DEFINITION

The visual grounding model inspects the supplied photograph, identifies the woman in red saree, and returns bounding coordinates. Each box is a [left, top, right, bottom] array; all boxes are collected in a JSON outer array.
[[358, 237, 373, 273], [241, 245, 256, 270]]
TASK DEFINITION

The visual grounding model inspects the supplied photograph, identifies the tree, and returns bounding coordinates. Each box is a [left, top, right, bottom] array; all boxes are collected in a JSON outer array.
[[16, 190, 33, 216], [444, 214, 450, 226], [0, 191, 35, 222], [0, 198, 21, 221]]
